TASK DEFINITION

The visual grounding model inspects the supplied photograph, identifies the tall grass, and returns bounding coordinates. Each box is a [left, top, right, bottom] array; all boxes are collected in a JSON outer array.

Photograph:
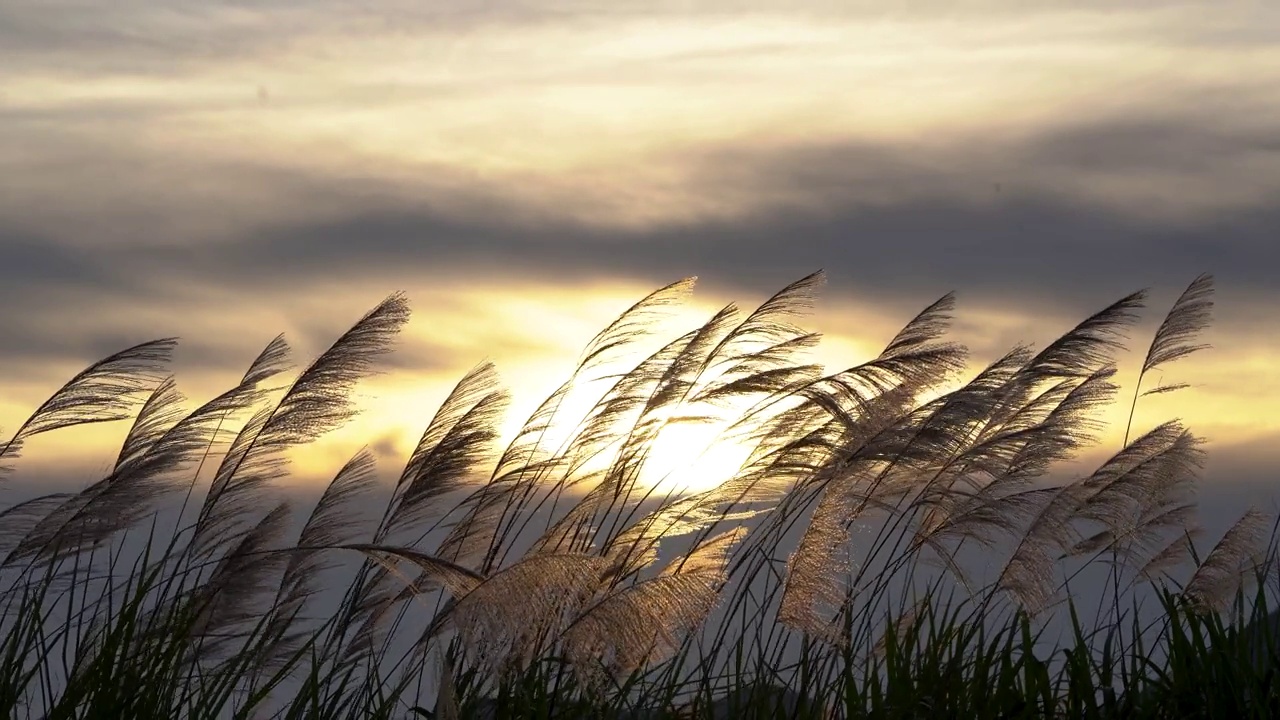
[[1, 272, 1276, 718]]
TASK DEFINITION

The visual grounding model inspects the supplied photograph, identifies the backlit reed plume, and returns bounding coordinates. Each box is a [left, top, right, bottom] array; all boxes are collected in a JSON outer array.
[[0, 271, 1270, 719]]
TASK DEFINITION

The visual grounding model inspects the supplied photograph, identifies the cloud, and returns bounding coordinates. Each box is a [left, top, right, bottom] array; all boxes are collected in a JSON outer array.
[[15, 97, 1270, 310], [1, 95, 1277, 397], [4, 2, 1276, 75], [5, 88, 1274, 289], [2, 0, 1278, 486]]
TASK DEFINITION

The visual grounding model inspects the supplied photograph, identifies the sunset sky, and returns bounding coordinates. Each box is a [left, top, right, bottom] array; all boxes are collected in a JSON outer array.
[[2, 2, 1278, 502]]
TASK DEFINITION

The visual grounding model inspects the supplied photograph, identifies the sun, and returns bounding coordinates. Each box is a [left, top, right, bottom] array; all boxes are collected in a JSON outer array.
[[501, 380, 761, 498], [637, 416, 758, 497]]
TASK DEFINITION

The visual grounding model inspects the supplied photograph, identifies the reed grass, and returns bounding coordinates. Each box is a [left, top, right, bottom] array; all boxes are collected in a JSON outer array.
[[1, 271, 1277, 718]]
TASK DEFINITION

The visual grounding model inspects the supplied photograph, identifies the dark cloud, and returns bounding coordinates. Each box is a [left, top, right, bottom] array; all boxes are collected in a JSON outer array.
[[194, 195, 1257, 314], [74, 104, 1268, 319], [0, 233, 116, 292], [0, 102, 1277, 388]]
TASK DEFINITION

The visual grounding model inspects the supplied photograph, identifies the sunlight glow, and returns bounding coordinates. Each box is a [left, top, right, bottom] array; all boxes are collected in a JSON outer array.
[[3, 281, 1278, 495]]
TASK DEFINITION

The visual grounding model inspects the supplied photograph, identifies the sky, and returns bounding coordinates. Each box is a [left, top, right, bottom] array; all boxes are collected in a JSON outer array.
[[2, 2, 1279, 507]]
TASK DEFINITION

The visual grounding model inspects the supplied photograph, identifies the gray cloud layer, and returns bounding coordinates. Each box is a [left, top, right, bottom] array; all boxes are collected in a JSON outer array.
[[3, 99, 1276, 313], [2, 0, 1278, 469]]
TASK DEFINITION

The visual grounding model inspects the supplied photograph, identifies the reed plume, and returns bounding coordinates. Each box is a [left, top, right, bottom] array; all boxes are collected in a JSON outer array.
[[1185, 508, 1272, 612], [192, 294, 408, 559], [0, 271, 1261, 719], [1124, 274, 1213, 445]]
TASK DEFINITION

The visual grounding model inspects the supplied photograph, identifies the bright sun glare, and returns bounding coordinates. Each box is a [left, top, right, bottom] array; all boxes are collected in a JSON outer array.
[[506, 371, 766, 498], [639, 419, 758, 496]]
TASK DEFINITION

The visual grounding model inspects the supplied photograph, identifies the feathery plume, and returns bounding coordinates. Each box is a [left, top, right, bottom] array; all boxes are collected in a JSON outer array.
[[0, 338, 175, 473], [1137, 529, 1203, 584], [1141, 274, 1214, 376], [384, 363, 508, 538], [431, 554, 610, 674], [189, 501, 294, 663], [266, 448, 381, 655], [342, 543, 488, 599], [578, 277, 696, 374], [1184, 508, 1271, 612], [563, 528, 746, 681], [194, 295, 408, 557], [994, 485, 1086, 614], [1124, 274, 1213, 444], [0, 493, 74, 559], [779, 487, 857, 643]]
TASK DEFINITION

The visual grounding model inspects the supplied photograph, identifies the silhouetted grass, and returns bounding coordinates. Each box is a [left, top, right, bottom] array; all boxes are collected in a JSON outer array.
[[1, 272, 1277, 718]]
